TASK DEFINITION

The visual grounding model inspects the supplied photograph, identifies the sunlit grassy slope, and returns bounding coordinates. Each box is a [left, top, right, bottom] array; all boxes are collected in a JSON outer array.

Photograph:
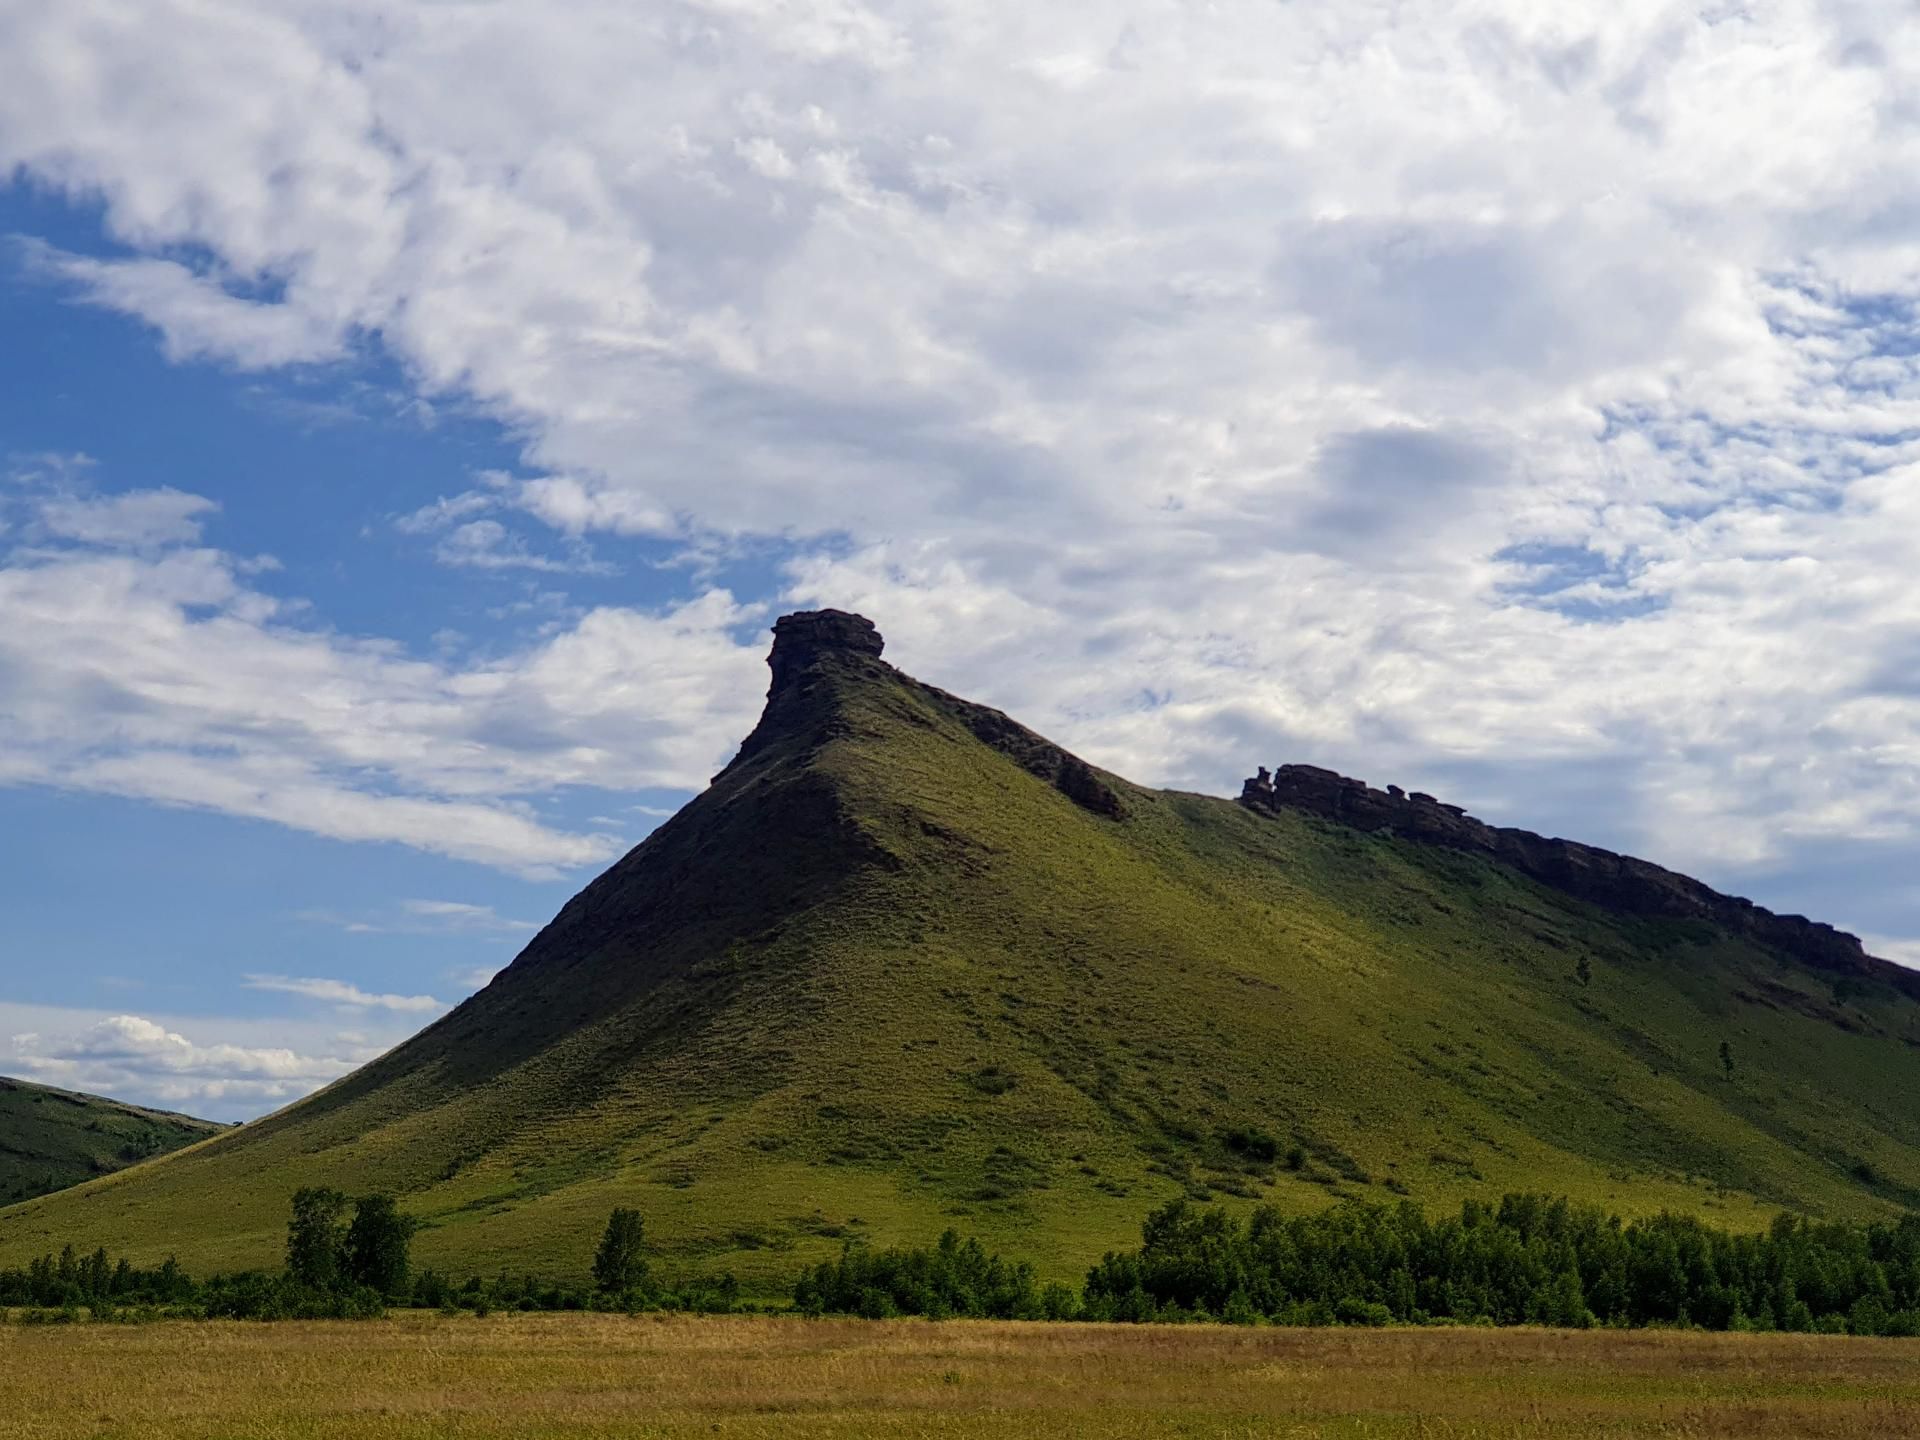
[[0, 1079, 221, 1206], [4, 628, 1918, 1290]]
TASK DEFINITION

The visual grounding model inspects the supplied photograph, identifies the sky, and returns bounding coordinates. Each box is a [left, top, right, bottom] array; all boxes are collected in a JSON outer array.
[[3, 1, 1920, 1121]]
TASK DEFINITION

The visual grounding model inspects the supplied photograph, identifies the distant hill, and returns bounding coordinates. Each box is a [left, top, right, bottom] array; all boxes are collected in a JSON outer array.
[[0, 1078, 221, 1205], [3, 610, 1917, 1290]]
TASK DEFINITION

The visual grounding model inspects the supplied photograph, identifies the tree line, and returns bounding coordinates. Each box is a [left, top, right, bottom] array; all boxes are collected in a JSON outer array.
[[6, 1189, 1919, 1334], [797, 1193, 1920, 1334], [0, 1192, 734, 1321]]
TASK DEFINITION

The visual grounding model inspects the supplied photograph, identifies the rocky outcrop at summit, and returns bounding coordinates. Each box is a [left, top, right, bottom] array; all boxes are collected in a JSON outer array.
[[1240, 763, 1920, 998], [732, 609, 1124, 819], [767, 608, 887, 696]]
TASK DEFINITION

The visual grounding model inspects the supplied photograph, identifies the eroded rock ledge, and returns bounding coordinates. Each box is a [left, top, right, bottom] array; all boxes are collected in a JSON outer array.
[[736, 608, 1124, 820], [1240, 763, 1918, 998]]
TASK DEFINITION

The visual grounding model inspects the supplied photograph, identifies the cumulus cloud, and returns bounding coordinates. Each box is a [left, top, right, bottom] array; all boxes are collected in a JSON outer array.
[[394, 485, 612, 574], [0, 475, 761, 875], [37, 487, 218, 548], [2, 1006, 381, 1119], [30, 248, 347, 369], [431, 517, 605, 574], [242, 975, 443, 1013], [6, 1, 1920, 951]]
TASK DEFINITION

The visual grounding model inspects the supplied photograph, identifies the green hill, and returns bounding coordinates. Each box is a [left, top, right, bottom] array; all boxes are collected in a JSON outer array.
[[4, 610, 1917, 1290], [0, 1078, 221, 1205]]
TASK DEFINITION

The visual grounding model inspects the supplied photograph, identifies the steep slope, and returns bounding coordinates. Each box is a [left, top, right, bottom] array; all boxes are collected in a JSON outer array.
[[0, 1078, 221, 1205], [4, 612, 1918, 1290]]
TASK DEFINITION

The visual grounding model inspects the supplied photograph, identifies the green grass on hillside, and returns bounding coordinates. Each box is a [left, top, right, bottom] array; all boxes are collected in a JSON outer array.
[[0, 1079, 221, 1206], [3, 644, 1917, 1291]]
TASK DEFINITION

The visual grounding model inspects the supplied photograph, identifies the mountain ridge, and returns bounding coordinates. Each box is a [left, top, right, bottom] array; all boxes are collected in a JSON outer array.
[[3, 610, 1916, 1288], [1241, 763, 1915, 998]]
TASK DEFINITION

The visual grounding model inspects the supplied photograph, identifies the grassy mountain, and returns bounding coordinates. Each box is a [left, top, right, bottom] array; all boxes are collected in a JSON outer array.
[[0, 1078, 221, 1206], [4, 611, 1917, 1289]]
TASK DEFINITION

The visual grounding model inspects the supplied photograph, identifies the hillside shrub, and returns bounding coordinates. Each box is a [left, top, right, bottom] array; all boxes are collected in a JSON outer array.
[[793, 1230, 1045, 1319]]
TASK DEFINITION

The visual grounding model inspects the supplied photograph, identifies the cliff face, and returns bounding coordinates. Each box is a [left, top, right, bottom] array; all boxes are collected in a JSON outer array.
[[1240, 763, 1920, 998], [729, 608, 1124, 820]]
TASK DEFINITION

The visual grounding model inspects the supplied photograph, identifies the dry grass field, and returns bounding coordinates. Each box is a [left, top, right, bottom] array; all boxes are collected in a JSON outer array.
[[2, 1314, 1917, 1439]]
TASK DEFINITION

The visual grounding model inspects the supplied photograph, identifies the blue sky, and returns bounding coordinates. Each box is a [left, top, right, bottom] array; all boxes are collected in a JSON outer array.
[[0, 184, 760, 1115], [0, 180, 789, 1116], [4, 1, 1920, 1119]]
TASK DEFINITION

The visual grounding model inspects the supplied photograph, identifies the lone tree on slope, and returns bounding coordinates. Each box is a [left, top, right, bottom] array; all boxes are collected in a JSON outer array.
[[593, 1207, 649, 1296]]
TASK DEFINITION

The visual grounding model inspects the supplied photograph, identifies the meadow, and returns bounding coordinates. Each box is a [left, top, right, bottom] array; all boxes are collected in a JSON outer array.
[[2, 1313, 1916, 1439]]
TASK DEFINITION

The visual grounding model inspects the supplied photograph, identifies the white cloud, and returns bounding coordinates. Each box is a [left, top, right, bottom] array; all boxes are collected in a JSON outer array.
[[36, 1013, 335, 1077], [0, 482, 762, 875], [7, 453, 218, 551], [5, 1, 1920, 947], [32, 249, 346, 369], [393, 488, 612, 573], [432, 517, 607, 574], [400, 899, 538, 935], [448, 965, 505, 992], [37, 487, 216, 548], [294, 910, 384, 935], [1, 1005, 388, 1119], [394, 492, 495, 535], [242, 974, 443, 1013], [296, 899, 541, 938]]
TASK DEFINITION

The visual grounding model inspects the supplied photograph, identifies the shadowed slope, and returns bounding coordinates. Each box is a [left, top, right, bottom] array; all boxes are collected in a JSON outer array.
[[4, 612, 1918, 1288], [0, 1079, 221, 1205]]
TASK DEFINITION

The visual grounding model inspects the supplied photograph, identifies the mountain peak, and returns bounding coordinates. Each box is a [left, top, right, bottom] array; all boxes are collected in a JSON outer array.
[[11, 616, 1920, 1283], [767, 609, 885, 696]]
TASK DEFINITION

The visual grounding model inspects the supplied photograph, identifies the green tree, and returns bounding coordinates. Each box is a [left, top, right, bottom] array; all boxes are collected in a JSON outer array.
[[286, 1187, 350, 1290], [83, 1245, 111, 1299], [592, 1207, 649, 1295], [1719, 1040, 1735, 1080], [344, 1194, 417, 1296], [1575, 955, 1592, 988]]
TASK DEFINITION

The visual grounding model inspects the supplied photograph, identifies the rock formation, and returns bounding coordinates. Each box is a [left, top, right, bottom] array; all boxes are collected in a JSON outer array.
[[737, 609, 1124, 819], [1240, 763, 1920, 998], [767, 608, 887, 695]]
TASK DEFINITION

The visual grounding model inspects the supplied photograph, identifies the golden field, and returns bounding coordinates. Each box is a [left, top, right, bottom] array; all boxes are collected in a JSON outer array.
[[2, 1313, 1917, 1439]]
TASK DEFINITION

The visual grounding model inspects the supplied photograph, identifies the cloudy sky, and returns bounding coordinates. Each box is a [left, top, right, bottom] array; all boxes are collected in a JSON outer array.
[[3, 0, 1919, 1119]]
